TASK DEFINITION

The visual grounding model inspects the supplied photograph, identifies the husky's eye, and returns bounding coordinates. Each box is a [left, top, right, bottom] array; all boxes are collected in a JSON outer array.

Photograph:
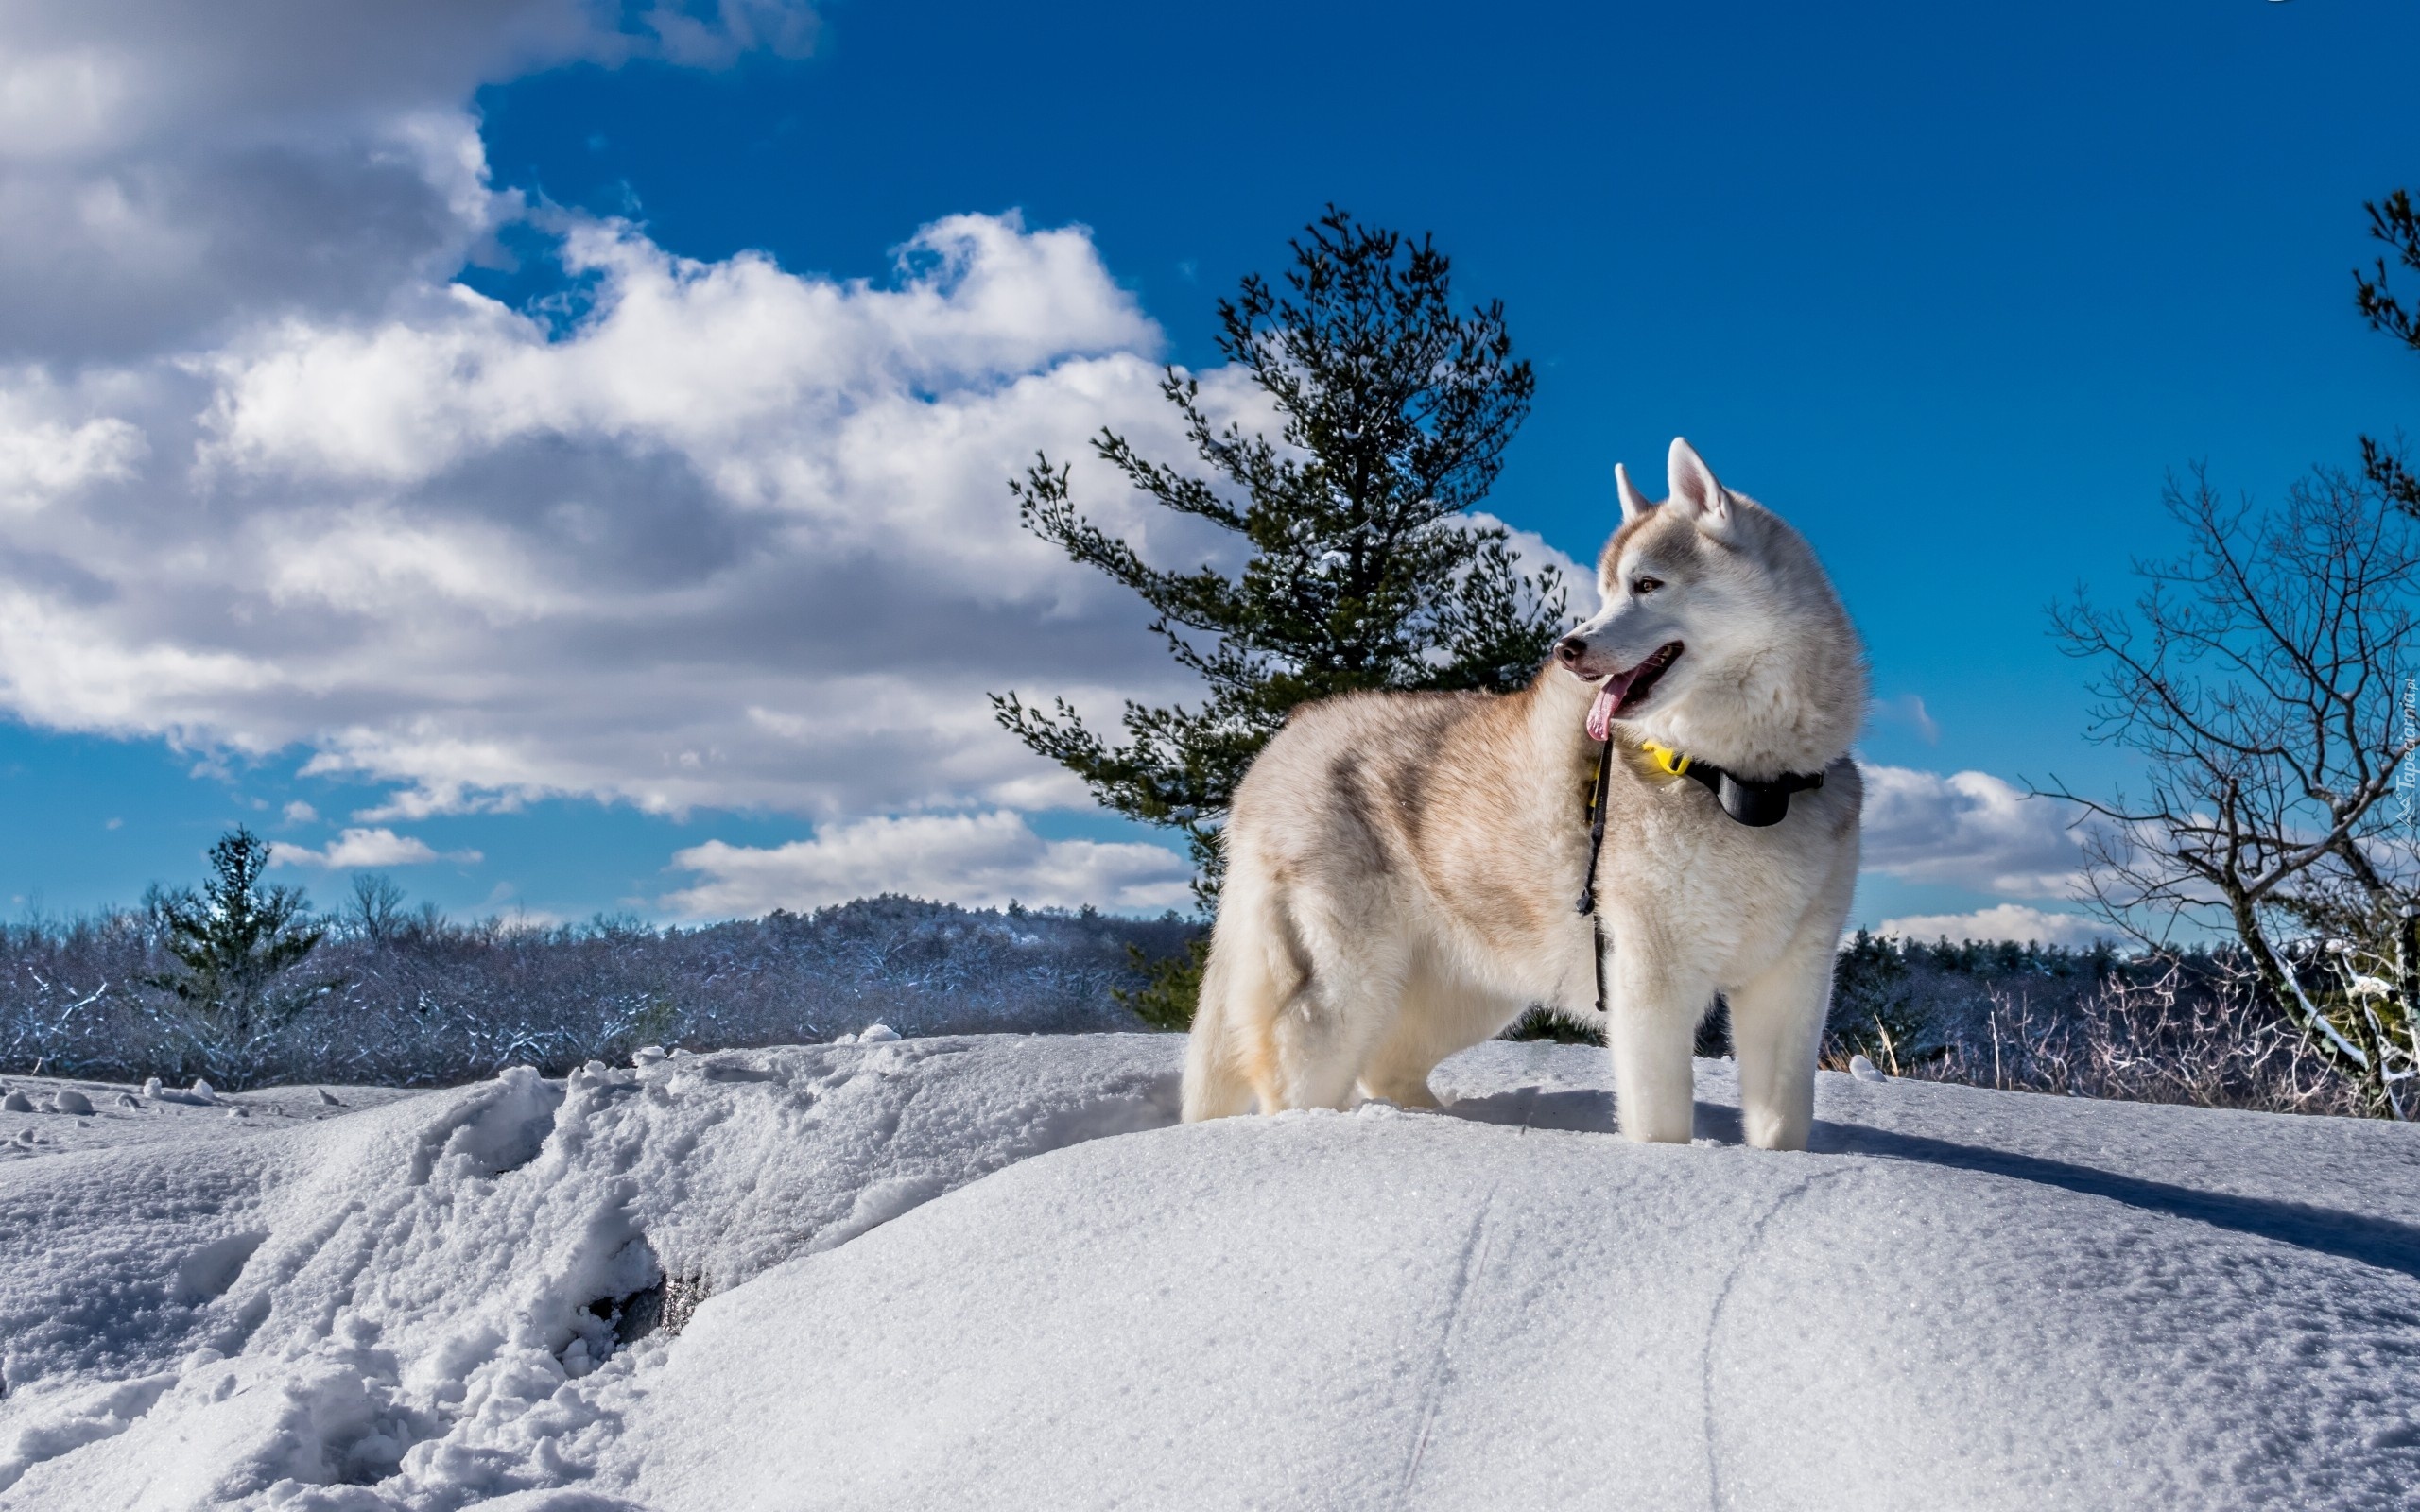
[[1631, 576, 1663, 595]]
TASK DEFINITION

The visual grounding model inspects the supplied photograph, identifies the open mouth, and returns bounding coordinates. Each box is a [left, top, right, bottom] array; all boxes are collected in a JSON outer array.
[[1585, 642, 1684, 739]]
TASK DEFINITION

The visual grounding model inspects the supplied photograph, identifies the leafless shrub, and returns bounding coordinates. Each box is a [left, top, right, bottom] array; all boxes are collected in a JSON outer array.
[[1834, 957, 2359, 1116], [1816, 933, 2362, 1116]]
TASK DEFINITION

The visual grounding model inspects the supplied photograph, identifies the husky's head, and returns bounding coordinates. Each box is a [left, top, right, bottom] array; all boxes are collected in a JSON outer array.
[[1553, 438, 1866, 775]]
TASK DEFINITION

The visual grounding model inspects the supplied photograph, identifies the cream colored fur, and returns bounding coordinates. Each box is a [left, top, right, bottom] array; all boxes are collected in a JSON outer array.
[[1181, 438, 1866, 1149]]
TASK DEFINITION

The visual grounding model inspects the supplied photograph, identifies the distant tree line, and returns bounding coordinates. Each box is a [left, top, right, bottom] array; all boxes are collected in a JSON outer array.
[[0, 826, 2375, 1117], [1, 834, 1194, 1091]]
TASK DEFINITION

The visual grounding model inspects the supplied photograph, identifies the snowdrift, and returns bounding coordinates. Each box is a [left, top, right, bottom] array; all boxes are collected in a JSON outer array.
[[1, 1036, 2414, 1509]]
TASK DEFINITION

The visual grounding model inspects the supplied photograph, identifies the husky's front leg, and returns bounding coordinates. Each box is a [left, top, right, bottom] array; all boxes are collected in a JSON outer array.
[[1726, 936, 1834, 1151], [1606, 950, 1707, 1143]]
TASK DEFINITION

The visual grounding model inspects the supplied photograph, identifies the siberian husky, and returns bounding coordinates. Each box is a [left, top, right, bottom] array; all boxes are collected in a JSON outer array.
[[1180, 438, 1865, 1149]]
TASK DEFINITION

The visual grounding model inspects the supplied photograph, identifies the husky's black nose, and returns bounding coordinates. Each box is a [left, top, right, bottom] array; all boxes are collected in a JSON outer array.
[[1554, 635, 1587, 666]]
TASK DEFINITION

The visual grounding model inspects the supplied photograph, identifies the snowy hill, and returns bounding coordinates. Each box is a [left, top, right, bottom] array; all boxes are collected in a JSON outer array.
[[2, 1036, 2415, 1510]]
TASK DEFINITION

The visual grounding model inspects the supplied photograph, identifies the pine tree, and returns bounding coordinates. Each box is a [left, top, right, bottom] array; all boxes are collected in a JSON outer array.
[[992, 208, 1566, 1024], [2354, 188, 2420, 514], [147, 827, 333, 1046]]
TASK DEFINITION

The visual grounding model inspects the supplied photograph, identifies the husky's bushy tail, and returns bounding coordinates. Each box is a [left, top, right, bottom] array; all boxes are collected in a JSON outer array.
[[1180, 873, 1290, 1121]]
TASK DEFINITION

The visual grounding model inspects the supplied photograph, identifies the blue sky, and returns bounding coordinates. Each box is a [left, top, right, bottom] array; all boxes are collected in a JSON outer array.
[[0, 0, 2413, 940]]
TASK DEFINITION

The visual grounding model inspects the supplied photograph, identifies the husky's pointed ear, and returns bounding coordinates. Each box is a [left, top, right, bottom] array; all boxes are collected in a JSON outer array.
[[1615, 462, 1652, 524], [1668, 437, 1735, 537]]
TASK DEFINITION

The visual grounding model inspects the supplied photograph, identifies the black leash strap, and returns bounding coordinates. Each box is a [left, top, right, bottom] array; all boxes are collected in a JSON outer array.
[[1575, 736, 1615, 1017], [1571, 735, 1824, 1019], [1642, 738, 1824, 828]]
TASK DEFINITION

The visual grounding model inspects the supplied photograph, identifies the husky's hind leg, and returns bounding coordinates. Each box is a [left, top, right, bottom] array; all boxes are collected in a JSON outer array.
[[1185, 856, 1402, 1115], [1270, 1005, 1395, 1110], [1358, 970, 1514, 1108], [1357, 1019, 1446, 1109], [1262, 902, 1404, 1112], [1727, 932, 1833, 1151]]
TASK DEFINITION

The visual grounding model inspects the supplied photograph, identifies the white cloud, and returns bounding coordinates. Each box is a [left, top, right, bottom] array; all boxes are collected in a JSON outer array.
[[0, 209, 1244, 822], [271, 826, 480, 868], [1870, 693, 1940, 745], [280, 799, 318, 823], [0, 405, 144, 513], [663, 812, 1194, 918], [0, 1, 817, 362], [1858, 765, 2091, 900], [1871, 903, 2117, 951]]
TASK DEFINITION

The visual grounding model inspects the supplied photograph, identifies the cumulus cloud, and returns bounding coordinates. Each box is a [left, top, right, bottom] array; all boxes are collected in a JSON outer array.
[[0, 404, 145, 511], [0, 208, 1262, 823], [0, 0, 817, 361], [1871, 903, 2117, 951], [663, 812, 1194, 917], [1858, 765, 2092, 900], [270, 827, 480, 868]]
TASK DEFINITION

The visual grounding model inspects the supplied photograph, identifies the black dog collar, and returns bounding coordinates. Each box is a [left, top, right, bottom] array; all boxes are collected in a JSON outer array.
[[1636, 740, 1824, 828]]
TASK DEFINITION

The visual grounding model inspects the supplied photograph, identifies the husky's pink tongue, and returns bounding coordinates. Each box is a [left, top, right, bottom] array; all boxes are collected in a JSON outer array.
[[1586, 679, 1625, 742]]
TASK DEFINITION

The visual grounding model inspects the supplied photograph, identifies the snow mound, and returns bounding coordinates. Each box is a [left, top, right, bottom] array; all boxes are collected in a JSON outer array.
[[0, 1038, 1175, 1508], [1, 1038, 2415, 1509]]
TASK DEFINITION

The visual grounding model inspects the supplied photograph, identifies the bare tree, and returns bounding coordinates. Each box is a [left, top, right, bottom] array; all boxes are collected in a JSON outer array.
[[344, 872, 409, 942], [2045, 466, 2420, 1115]]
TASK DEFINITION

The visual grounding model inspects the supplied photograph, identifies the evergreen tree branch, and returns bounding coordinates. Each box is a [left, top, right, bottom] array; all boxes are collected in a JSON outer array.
[[992, 208, 1569, 960]]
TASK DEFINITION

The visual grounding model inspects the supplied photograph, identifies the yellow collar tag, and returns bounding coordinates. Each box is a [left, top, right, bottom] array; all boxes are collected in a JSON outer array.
[[1639, 740, 1692, 778]]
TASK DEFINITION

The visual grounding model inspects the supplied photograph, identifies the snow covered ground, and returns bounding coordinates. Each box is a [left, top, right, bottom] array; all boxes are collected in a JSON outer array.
[[1, 1035, 2414, 1510]]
